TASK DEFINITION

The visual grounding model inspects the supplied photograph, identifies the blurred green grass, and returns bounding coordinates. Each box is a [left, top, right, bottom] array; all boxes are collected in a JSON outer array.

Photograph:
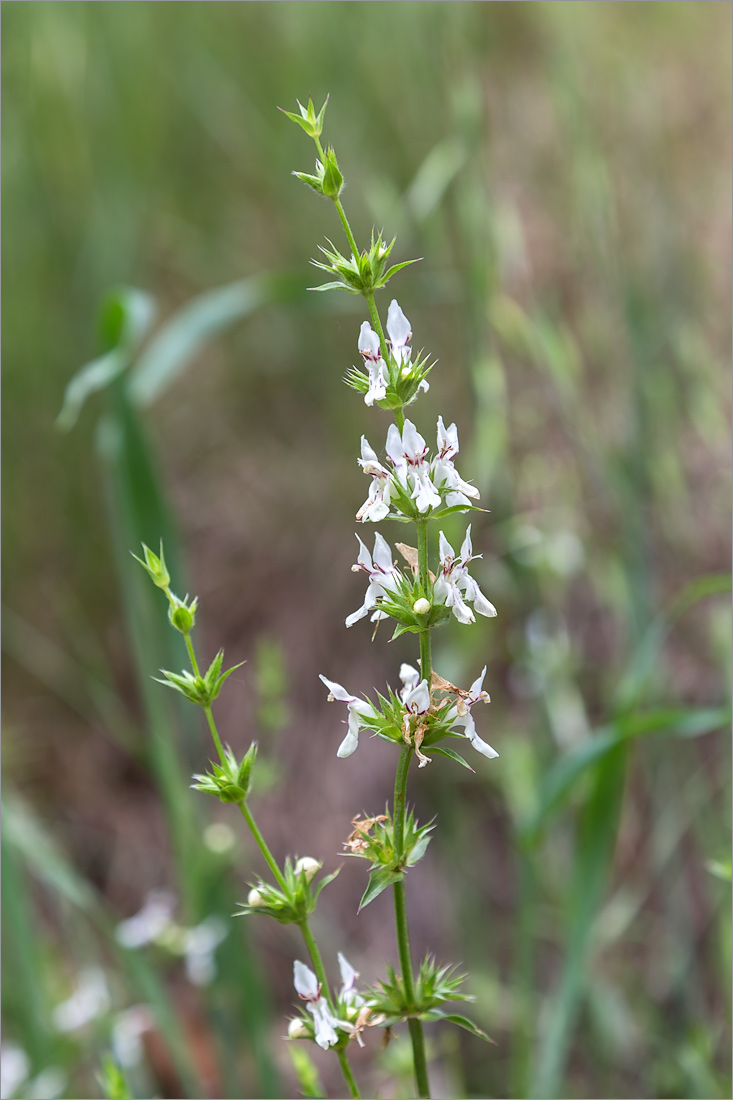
[[2, 3, 731, 1099]]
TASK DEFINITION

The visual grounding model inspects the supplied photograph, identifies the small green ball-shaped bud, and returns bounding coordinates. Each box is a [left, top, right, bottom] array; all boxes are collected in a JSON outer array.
[[218, 783, 246, 804], [247, 888, 266, 907], [288, 1018, 309, 1040], [294, 856, 321, 884], [413, 597, 431, 615], [168, 595, 198, 634]]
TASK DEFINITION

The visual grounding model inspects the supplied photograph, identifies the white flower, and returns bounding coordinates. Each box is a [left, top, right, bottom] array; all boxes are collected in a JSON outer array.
[[294, 856, 321, 883], [356, 436, 393, 522], [293, 961, 351, 1050], [338, 952, 364, 1009], [434, 526, 497, 624], [51, 967, 110, 1033], [115, 890, 176, 949], [319, 675, 376, 757], [345, 532, 401, 628], [447, 667, 499, 760], [288, 1017, 309, 1040], [399, 663, 421, 701], [247, 888, 265, 907], [386, 419, 441, 513], [1, 1043, 30, 1100], [183, 917, 228, 986], [403, 678, 431, 718], [111, 1005, 154, 1068], [358, 321, 389, 406], [431, 417, 480, 507], [387, 300, 412, 365]]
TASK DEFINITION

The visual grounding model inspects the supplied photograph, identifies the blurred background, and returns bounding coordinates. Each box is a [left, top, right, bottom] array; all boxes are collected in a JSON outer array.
[[2, 3, 731, 1099]]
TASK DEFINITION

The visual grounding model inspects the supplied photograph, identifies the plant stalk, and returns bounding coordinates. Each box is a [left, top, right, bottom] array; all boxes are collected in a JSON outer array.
[[299, 919, 361, 1099], [392, 746, 431, 1098]]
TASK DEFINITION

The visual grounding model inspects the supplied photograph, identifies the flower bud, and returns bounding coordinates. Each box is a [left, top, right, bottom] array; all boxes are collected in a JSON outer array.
[[169, 602, 195, 634], [247, 888, 266, 907], [413, 598, 431, 615], [294, 857, 321, 884], [321, 147, 343, 198], [288, 1017, 309, 1040], [401, 365, 412, 380]]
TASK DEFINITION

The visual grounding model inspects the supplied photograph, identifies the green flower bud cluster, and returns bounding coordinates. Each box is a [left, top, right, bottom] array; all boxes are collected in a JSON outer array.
[[310, 231, 419, 296], [293, 146, 343, 199], [365, 957, 489, 1041], [191, 742, 258, 804], [155, 649, 244, 708], [279, 95, 328, 139], [131, 541, 170, 590], [344, 809, 435, 911], [237, 858, 340, 925]]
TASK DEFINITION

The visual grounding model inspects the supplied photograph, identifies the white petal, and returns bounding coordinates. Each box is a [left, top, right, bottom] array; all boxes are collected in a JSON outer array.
[[358, 321, 381, 360], [372, 532, 394, 574], [399, 663, 420, 690], [401, 419, 426, 461], [469, 733, 499, 760], [460, 525, 473, 561], [337, 728, 359, 758], [354, 533, 373, 571], [309, 1001, 339, 1049], [387, 299, 411, 354], [472, 590, 498, 618], [405, 679, 431, 714], [444, 491, 473, 509], [345, 601, 371, 628], [438, 531, 455, 565], [450, 589, 476, 624], [319, 675, 355, 704], [294, 960, 319, 1000], [386, 423, 405, 468], [338, 952, 358, 993], [468, 667, 488, 698], [359, 435, 380, 466]]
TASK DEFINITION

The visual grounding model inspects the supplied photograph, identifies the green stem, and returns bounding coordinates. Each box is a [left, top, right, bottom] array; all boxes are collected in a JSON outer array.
[[334, 197, 360, 260], [202, 705, 227, 767], [183, 631, 201, 677], [416, 521, 433, 681], [237, 801, 289, 894], [392, 746, 431, 1098], [299, 919, 361, 1100]]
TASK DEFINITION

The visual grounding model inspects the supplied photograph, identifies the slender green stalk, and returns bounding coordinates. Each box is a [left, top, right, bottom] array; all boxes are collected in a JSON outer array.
[[393, 746, 431, 1099], [299, 919, 361, 1100], [203, 705, 227, 767], [186, 632, 362, 1099], [237, 801, 289, 894]]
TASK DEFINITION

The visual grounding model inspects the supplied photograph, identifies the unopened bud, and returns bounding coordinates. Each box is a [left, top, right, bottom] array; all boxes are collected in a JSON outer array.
[[294, 857, 321, 884], [170, 604, 195, 633], [247, 888, 266, 908], [288, 1017, 309, 1040], [401, 366, 412, 380], [413, 598, 431, 615]]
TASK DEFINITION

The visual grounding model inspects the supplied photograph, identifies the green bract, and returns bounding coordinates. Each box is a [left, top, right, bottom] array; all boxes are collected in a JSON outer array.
[[310, 231, 420, 295], [279, 95, 329, 138], [131, 541, 170, 590], [236, 858, 341, 925], [365, 957, 489, 1041], [155, 649, 244, 707], [191, 743, 258, 804]]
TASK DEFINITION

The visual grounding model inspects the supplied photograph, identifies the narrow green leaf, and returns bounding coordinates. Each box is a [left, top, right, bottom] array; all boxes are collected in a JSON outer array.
[[358, 868, 404, 912], [426, 1010, 494, 1042], [425, 745, 475, 772]]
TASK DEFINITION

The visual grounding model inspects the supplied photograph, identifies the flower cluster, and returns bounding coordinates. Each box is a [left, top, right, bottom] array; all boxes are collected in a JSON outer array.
[[357, 411, 480, 523], [319, 661, 498, 766], [288, 955, 378, 1050]]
